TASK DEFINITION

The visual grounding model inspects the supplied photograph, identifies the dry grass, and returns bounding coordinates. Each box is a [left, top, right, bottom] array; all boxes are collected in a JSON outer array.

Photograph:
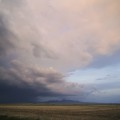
[[0, 104, 120, 120]]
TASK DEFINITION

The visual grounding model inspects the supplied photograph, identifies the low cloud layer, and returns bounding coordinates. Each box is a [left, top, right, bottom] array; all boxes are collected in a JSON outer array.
[[0, 60, 83, 102], [0, 0, 120, 102]]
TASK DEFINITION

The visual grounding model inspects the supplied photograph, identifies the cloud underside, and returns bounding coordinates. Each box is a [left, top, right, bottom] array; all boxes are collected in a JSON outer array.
[[0, 60, 84, 102], [0, 0, 120, 102]]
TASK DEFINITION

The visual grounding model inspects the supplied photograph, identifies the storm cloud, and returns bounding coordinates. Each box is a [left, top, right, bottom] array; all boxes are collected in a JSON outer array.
[[0, 60, 83, 102], [0, 0, 120, 103]]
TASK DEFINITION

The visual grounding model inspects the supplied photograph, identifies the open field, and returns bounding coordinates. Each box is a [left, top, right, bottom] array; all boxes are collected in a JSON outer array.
[[0, 104, 120, 120]]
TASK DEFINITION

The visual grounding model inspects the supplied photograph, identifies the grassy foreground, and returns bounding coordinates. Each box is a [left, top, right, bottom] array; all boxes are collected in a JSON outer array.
[[0, 104, 120, 120]]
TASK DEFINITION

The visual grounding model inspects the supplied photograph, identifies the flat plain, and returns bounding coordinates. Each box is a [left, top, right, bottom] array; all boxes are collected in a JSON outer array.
[[0, 104, 120, 120]]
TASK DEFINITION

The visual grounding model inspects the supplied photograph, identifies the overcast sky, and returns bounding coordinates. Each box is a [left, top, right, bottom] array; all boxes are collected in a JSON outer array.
[[0, 0, 120, 103]]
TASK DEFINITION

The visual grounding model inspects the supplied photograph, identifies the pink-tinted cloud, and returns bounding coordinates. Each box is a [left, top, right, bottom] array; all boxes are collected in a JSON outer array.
[[0, 0, 120, 102], [1, 0, 119, 71]]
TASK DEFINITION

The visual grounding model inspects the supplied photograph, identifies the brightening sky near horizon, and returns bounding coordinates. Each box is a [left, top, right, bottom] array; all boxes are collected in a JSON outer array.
[[0, 0, 120, 103]]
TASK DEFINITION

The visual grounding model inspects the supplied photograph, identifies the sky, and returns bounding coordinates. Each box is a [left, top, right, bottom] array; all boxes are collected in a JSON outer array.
[[0, 0, 120, 103]]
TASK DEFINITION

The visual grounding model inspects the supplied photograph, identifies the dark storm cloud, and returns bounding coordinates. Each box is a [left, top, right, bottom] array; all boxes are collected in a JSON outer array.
[[0, 81, 39, 103], [0, 60, 70, 103], [0, 80, 64, 103]]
